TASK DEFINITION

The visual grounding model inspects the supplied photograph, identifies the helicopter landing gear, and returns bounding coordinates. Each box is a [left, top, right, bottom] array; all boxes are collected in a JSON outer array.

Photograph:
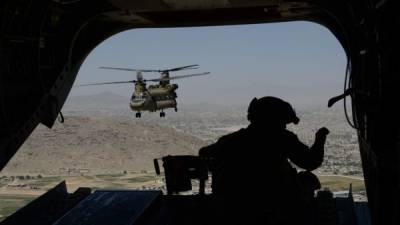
[[135, 112, 141, 118], [160, 111, 165, 117], [174, 107, 178, 112]]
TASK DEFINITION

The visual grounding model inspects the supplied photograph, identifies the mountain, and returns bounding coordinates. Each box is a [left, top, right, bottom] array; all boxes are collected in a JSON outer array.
[[2, 116, 206, 175], [64, 92, 129, 110]]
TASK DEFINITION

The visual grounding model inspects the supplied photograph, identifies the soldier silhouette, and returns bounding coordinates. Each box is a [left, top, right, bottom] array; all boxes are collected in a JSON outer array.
[[199, 96, 329, 225]]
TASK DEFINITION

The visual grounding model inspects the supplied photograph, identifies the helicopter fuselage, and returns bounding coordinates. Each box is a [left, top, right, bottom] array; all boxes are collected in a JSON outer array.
[[86, 65, 207, 118], [130, 83, 178, 114]]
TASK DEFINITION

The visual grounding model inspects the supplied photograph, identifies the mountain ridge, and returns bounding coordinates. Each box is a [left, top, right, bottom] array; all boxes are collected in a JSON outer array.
[[2, 116, 206, 175]]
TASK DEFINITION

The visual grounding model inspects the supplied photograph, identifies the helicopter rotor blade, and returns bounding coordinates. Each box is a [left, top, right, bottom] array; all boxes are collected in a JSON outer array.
[[168, 72, 210, 80], [99, 64, 200, 73], [99, 67, 159, 72], [164, 64, 199, 72], [75, 80, 136, 87], [146, 72, 210, 82]]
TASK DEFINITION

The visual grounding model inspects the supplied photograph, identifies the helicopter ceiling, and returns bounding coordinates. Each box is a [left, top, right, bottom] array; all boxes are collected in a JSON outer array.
[[76, 72, 210, 87], [99, 64, 199, 73]]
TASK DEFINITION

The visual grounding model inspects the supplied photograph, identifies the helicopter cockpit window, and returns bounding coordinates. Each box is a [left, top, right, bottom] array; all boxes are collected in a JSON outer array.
[[132, 94, 146, 101], [136, 94, 145, 101]]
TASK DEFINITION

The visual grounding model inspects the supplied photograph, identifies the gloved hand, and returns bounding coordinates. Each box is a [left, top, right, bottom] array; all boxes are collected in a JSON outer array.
[[316, 127, 330, 139]]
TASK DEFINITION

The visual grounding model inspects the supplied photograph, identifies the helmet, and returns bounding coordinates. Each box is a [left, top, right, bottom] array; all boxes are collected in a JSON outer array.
[[247, 96, 299, 125]]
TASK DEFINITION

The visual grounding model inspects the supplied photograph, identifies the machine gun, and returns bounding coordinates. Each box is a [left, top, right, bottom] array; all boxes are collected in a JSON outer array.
[[154, 155, 208, 195]]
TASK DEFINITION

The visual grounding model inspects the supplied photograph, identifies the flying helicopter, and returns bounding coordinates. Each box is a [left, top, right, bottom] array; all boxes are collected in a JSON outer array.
[[77, 65, 210, 118]]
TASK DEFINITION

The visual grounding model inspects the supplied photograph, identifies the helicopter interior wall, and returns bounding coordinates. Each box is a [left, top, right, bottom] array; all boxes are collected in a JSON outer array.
[[0, 1, 399, 225]]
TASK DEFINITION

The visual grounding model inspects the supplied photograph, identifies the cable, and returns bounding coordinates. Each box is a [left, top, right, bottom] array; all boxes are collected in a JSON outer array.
[[318, 4, 361, 130], [58, 111, 65, 123], [343, 58, 359, 130]]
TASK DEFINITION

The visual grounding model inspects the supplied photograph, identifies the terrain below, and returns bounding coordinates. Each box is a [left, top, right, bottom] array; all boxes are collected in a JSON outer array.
[[2, 116, 206, 175]]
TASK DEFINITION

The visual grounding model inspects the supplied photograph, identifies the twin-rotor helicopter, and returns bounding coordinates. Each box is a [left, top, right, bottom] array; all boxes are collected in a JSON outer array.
[[78, 65, 210, 118]]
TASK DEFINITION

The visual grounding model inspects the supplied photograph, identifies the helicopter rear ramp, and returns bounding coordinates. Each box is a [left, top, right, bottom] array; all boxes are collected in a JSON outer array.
[[53, 190, 162, 225], [0, 180, 371, 225], [0, 182, 90, 225]]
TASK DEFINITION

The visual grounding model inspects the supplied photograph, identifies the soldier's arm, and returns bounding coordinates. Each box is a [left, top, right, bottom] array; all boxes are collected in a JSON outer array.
[[199, 144, 218, 158], [199, 135, 230, 158], [287, 128, 329, 171]]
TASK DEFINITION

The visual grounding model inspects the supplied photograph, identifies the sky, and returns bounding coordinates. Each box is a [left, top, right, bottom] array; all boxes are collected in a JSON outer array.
[[71, 21, 347, 109]]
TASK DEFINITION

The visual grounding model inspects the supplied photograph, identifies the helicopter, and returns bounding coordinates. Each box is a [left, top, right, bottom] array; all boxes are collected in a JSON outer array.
[[77, 65, 210, 118]]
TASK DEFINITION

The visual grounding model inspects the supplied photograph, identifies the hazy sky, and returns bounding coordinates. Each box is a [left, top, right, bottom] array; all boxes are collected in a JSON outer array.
[[71, 21, 347, 109]]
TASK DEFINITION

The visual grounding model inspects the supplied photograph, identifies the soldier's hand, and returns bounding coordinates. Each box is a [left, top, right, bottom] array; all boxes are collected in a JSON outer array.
[[316, 127, 330, 138]]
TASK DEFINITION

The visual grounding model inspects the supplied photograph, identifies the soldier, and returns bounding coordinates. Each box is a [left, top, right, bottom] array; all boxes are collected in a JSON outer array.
[[199, 96, 329, 225]]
